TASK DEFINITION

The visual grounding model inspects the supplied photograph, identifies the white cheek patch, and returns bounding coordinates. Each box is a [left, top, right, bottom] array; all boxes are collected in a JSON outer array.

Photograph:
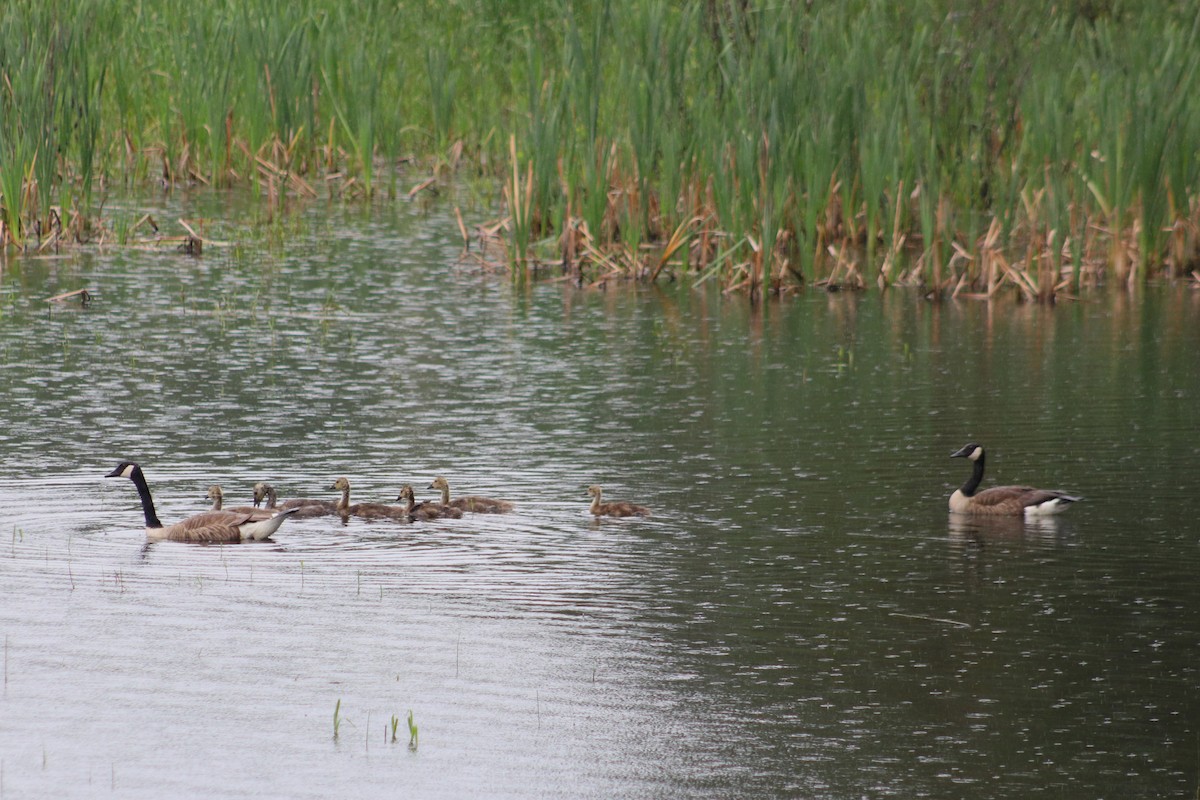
[[120, 464, 136, 478], [968, 448, 982, 461]]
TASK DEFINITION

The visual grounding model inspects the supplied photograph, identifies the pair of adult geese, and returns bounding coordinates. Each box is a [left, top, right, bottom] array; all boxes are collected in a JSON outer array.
[[107, 442, 1080, 544], [106, 463, 652, 543]]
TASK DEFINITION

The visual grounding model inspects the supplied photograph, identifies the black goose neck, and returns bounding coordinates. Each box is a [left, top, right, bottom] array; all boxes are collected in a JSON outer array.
[[960, 452, 986, 497], [130, 466, 164, 528]]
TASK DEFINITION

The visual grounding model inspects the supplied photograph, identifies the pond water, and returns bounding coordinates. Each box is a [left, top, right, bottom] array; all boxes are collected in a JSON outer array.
[[0, 192, 1197, 798]]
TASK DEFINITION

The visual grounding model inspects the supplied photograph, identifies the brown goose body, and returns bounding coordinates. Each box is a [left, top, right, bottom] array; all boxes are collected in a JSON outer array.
[[254, 482, 339, 518], [331, 477, 410, 520], [397, 485, 462, 520], [207, 485, 275, 521], [108, 463, 297, 543], [429, 476, 513, 514], [587, 485, 651, 518], [949, 443, 1081, 517]]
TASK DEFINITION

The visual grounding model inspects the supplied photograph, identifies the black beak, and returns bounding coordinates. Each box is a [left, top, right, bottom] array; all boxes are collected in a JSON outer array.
[[105, 467, 123, 478]]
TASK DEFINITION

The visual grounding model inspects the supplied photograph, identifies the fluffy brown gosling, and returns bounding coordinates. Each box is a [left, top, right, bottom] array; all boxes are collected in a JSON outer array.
[[428, 476, 514, 514], [331, 476, 410, 520], [587, 485, 651, 518], [397, 484, 462, 520], [253, 481, 340, 518], [207, 484, 275, 521]]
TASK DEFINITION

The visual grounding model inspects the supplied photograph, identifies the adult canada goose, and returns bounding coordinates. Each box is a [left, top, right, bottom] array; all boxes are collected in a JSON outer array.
[[253, 482, 338, 519], [331, 477, 410, 520], [396, 484, 462, 520], [587, 485, 651, 518], [949, 443, 1081, 516], [428, 476, 514, 514], [207, 484, 274, 521], [107, 462, 297, 542]]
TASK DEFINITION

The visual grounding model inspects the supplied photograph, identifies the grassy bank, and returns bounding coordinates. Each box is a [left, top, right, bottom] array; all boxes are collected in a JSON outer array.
[[1, 0, 1198, 296]]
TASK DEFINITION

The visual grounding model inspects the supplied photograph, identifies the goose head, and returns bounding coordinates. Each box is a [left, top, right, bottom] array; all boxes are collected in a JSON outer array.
[[252, 482, 271, 507], [586, 485, 602, 499], [396, 485, 415, 503], [332, 477, 351, 492], [950, 443, 984, 461], [207, 485, 224, 506], [106, 462, 140, 480], [429, 476, 450, 492]]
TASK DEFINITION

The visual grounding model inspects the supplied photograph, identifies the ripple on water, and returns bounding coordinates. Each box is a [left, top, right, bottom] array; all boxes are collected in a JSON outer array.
[[1, 212, 1199, 798]]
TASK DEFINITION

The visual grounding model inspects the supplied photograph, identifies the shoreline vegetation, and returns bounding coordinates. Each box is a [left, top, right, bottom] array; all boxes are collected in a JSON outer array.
[[1, 0, 1198, 299]]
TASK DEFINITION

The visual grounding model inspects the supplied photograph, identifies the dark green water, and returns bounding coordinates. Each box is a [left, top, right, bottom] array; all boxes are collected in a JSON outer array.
[[0, 193, 1197, 798]]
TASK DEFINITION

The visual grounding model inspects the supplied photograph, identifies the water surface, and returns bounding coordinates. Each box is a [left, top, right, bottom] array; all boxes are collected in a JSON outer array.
[[1, 194, 1197, 798]]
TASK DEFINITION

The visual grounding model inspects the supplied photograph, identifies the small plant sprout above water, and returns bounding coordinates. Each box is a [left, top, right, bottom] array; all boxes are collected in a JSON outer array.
[[390, 713, 399, 744], [407, 710, 418, 751], [333, 698, 342, 740]]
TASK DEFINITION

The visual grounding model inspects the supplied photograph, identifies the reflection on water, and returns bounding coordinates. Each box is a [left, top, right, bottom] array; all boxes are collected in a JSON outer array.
[[0, 195, 1197, 798], [946, 513, 1069, 548]]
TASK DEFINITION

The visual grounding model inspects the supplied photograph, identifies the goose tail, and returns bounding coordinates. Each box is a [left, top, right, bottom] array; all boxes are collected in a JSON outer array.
[[239, 506, 300, 541], [1024, 493, 1083, 517]]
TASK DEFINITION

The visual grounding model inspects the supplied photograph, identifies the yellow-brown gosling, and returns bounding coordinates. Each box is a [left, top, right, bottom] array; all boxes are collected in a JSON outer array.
[[949, 443, 1081, 516], [396, 484, 462, 520], [428, 476, 514, 514], [253, 482, 338, 519], [587, 485, 651, 518], [331, 477, 410, 520], [207, 484, 275, 521], [107, 462, 297, 543]]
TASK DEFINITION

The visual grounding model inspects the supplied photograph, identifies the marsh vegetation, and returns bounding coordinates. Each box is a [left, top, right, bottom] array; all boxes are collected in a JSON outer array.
[[1, 0, 1198, 295]]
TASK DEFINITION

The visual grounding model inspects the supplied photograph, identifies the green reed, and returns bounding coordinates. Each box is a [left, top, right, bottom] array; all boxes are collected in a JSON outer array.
[[0, 0, 1196, 292], [0, 2, 101, 243], [426, 45, 457, 153]]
